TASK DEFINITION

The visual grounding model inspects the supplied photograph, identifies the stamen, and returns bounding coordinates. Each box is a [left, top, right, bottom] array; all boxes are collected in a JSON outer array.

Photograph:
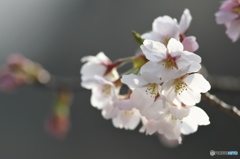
[[174, 80, 188, 95], [102, 85, 111, 94], [145, 83, 159, 98]]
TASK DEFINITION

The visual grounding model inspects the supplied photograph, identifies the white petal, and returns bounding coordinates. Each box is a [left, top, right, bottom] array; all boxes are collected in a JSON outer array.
[[112, 109, 141, 130], [184, 74, 211, 93], [179, 9, 192, 34], [177, 88, 201, 106], [81, 52, 110, 64], [168, 105, 190, 120], [174, 51, 201, 72], [141, 97, 167, 120], [167, 38, 184, 52], [141, 31, 161, 41], [81, 79, 99, 89], [101, 103, 118, 119], [152, 16, 180, 39], [117, 99, 135, 110], [161, 80, 180, 105], [182, 36, 199, 52], [187, 106, 210, 125], [154, 61, 178, 82], [121, 74, 148, 89], [140, 40, 167, 62], [180, 117, 198, 135], [81, 63, 106, 80], [140, 62, 162, 83], [130, 87, 155, 111]]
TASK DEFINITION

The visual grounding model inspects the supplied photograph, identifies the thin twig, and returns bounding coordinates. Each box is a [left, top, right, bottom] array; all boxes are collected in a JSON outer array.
[[202, 92, 240, 120]]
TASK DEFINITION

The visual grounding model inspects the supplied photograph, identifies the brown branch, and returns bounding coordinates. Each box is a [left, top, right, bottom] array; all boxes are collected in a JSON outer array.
[[202, 92, 240, 120]]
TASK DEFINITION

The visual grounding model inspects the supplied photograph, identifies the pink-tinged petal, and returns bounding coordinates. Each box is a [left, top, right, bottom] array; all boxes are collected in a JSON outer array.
[[220, 0, 239, 12], [141, 97, 167, 120], [101, 103, 118, 119], [144, 120, 161, 135], [152, 16, 180, 39], [168, 105, 190, 120], [140, 40, 167, 62], [121, 74, 148, 89], [184, 74, 211, 93], [215, 11, 238, 24], [141, 31, 161, 41], [118, 99, 135, 110], [167, 38, 184, 52], [179, 9, 192, 34], [182, 36, 199, 52], [226, 20, 240, 42], [158, 119, 181, 141], [187, 106, 210, 125], [157, 133, 180, 148], [130, 87, 155, 111]]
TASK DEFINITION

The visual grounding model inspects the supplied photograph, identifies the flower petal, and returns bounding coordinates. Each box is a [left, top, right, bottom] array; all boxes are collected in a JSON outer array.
[[182, 36, 199, 52], [152, 16, 180, 40], [179, 9, 192, 34], [121, 74, 148, 89], [140, 40, 167, 62], [184, 74, 211, 93], [167, 38, 184, 52]]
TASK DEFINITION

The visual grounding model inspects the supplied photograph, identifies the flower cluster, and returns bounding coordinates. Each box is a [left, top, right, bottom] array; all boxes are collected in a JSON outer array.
[[0, 54, 50, 91], [215, 0, 240, 42], [81, 9, 211, 144]]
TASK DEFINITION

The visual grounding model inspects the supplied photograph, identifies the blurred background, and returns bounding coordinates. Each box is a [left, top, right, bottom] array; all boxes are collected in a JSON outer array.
[[0, 0, 239, 158]]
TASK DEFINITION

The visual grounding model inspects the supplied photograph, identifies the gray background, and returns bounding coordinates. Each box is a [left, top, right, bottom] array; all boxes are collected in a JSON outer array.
[[0, 0, 239, 159]]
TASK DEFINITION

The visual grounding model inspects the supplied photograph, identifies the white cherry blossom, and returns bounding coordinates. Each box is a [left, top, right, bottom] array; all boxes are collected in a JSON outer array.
[[142, 9, 199, 52], [90, 75, 119, 110], [81, 52, 119, 89], [140, 105, 210, 143], [161, 73, 211, 106], [140, 39, 201, 82]]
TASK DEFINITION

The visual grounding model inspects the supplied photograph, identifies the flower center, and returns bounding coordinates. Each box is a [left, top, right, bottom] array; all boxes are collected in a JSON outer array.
[[124, 109, 134, 115], [233, 5, 240, 14], [145, 83, 159, 98], [174, 80, 188, 95], [102, 85, 111, 95], [162, 54, 178, 69]]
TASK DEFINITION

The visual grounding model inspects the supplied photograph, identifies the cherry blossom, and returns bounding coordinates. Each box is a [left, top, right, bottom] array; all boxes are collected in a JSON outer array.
[[140, 105, 210, 143], [121, 73, 165, 119], [140, 38, 201, 82], [215, 0, 240, 42], [142, 9, 199, 52], [161, 73, 211, 106], [81, 52, 119, 89]]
